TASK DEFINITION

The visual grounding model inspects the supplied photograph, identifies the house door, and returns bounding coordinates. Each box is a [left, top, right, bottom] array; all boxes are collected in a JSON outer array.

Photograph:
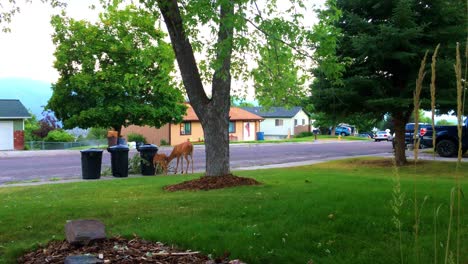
[[243, 122, 255, 141], [0, 121, 14, 150]]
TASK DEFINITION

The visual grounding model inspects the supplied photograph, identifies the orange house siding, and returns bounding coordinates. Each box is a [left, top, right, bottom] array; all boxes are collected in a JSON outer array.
[[121, 105, 263, 146], [121, 124, 170, 146], [170, 122, 204, 146]]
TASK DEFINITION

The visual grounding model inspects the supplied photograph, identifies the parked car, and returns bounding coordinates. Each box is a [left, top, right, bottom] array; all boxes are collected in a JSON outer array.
[[374, 131, 393, 142], [335, 126, 352, 136], [358, 131, 375, 138], [405, 123, 432, 148], [420, 118, 468, 157]]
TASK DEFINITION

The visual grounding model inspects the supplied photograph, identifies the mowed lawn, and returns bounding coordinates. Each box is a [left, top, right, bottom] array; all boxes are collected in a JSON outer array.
[[0, 158, 467, 264]]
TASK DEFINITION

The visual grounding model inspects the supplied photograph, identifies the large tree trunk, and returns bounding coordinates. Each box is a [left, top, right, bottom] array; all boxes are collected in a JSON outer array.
[[202, 103, 230, 176], [157, 1, 234, 176], [392, 111, 410, 166]]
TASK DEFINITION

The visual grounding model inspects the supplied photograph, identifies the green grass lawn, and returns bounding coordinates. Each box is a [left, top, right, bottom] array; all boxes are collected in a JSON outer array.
[[0, 158, 466, 264]]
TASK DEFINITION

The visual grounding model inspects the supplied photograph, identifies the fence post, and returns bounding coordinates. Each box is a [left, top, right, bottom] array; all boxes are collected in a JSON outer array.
[[41, 141, 45, 150]]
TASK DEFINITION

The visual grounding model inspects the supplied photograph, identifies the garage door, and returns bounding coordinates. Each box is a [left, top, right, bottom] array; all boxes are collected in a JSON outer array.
[[0, 121, 14, 150]]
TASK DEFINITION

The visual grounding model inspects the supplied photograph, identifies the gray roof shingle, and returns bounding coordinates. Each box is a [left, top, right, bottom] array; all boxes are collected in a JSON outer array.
[[0, 99, 31, 119], [241, 106, 305, 118]]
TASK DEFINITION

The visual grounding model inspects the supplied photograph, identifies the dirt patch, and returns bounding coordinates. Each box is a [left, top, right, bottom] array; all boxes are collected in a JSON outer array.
[[18, 236, 243, 264], [164, 174, 261, 192]]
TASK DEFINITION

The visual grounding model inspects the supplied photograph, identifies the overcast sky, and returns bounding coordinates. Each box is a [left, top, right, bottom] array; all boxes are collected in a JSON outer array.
[[0, 0, 100, 82], [0, 1, 324, 83]]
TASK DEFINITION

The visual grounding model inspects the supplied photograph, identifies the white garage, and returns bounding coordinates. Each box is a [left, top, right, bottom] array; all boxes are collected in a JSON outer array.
[[0, 99, 30, 150], [0, 121, 14, 150]]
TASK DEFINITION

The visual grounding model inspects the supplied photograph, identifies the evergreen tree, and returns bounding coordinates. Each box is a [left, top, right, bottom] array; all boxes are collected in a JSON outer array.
[[311, 0, 466, 165]]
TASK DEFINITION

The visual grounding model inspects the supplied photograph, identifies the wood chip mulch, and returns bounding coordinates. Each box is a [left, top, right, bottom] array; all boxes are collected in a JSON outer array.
[[18, 236, 245, 264], [163, 174, 261, 192]]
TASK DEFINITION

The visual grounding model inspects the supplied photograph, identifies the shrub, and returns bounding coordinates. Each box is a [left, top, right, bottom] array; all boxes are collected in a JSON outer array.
[[295, 131, 313, 138], [160, 139, 169, 146], [127, 133, 147, 143], [44, 130, 75, 142]]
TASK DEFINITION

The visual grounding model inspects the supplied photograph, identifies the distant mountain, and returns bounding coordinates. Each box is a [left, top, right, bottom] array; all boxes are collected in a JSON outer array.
[[0, 78, 53, 118]]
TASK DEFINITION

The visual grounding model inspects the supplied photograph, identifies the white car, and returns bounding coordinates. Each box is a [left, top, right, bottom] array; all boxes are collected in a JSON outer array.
[[374, 131, 393, 142]]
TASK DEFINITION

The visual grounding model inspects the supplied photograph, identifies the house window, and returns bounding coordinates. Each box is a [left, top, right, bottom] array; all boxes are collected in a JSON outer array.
[[229, 121, 236, 133], [302, 119, 305, 125], [275, 119, 283, 126], [180, 122, 191, 135], [294, 119, 298, 126]]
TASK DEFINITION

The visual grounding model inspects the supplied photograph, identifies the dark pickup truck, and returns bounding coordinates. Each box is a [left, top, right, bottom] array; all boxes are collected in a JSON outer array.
[[404, 123, 432, 148], [420, 118, 468, 157]]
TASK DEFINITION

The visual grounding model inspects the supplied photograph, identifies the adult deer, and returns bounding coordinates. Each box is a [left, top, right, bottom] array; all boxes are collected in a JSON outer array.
[[167, 141, 193, 174], [153, 153, 168, 175]]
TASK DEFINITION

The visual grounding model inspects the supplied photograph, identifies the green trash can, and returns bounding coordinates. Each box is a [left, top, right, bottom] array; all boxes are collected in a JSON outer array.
[[107, 145, 129, 178], [137, 144, 159, 175], [80, 149, 103, 180]]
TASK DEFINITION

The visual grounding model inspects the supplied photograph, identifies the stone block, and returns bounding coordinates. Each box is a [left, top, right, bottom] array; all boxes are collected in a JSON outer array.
[[65, 219, 106, 245]]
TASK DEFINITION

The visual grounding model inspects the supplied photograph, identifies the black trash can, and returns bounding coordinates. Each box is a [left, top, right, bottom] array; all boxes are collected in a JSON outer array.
[[80, 149, 103, 180], [107, 144, 129, 178], [137, 144, 159, 175]]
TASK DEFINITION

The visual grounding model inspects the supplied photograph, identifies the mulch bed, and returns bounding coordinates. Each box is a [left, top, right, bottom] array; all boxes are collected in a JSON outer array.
[[18, 236, 244, 264], [163, 174, 261, 192]]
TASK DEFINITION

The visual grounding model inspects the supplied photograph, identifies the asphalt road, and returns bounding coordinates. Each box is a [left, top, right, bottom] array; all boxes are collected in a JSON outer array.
[[0, 141, 394, 185]]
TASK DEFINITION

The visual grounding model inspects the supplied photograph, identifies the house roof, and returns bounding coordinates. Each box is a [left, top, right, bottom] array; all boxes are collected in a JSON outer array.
[[0, 99, 30, 119], [183, 104, 263, 121], [241, 106, 306, 118]]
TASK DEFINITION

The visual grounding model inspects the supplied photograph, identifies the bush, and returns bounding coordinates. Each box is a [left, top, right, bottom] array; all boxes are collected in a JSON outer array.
[[160, 139, 169, 146], [295, 131, 314, 138], [128, 153, 150, 174], [127, 133, 147, 143], [44, 130, 75, 142]]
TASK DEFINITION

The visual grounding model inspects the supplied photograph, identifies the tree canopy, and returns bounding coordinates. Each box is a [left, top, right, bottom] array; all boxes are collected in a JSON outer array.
[[46, 3, 186, 135], [310, 0, 466, 165]]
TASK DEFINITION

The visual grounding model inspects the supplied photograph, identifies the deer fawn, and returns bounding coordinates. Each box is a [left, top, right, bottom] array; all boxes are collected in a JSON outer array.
[[167, 141, 193, 174], [153, 153, 168, 175]]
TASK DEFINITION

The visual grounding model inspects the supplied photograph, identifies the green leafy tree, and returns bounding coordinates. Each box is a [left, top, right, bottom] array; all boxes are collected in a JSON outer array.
[[86, 127, 108, 140], [24, 111, 40, 141], [311, 0, 465, 165], [46, 3, 186, 136], [436, 119, 456, 126], [252, 19, 307, 108]]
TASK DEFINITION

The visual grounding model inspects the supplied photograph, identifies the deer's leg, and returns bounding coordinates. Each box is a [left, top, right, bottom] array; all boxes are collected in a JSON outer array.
[[190, 154, 194, 173], [175, 157, 180, 174], [184, 154, 189, 174]]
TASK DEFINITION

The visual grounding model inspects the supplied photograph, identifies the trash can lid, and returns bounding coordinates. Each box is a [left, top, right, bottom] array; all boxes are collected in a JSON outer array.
[[80, 148, 104, 153], [137, 144, 159, 151], [107, 144, 130, 152]]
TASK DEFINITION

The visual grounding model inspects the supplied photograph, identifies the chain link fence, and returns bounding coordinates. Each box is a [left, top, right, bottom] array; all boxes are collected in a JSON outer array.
[[25, 139, 108, 150]]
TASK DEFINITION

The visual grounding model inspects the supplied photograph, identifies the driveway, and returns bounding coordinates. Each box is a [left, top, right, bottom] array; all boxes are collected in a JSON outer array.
[[0, 140, 459, 186]]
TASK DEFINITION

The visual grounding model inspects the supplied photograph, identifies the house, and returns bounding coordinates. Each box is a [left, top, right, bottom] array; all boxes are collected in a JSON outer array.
[[121, 104, 264, 146], [0, 99, 31, 150], [241, 106, 311, 139]]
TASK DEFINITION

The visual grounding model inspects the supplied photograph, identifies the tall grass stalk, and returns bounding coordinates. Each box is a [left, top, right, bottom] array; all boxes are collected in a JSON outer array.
[[390, 158, 405, 264], [431, 44, 440, 160], [434, 204, 443, 264], [444, 188, 456, 264], [412, 51, 428, 262], [430, 45, 440, 264], [453, 42, 465, 264]]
